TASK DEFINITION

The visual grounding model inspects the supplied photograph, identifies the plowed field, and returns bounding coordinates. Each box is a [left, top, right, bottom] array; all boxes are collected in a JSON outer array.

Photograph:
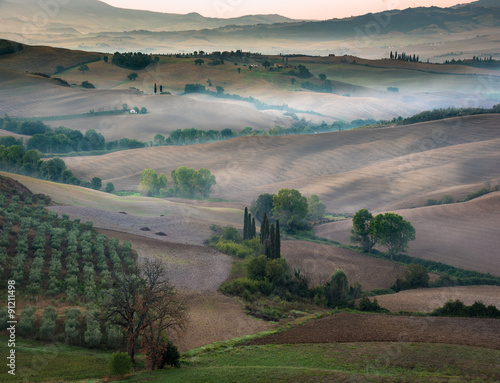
[[246, 312, 500, 349]]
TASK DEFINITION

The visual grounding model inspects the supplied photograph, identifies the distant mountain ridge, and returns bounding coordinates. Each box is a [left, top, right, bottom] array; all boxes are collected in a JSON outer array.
[[0, 0, 297, 33]]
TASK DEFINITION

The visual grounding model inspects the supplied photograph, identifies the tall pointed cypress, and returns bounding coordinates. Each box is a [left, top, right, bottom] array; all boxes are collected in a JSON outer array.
[[247, 213, 253, 239], [269, 223, 276, 259], [275, 219, 281, 258], [260, 213, 269, 245], [251, 218, 256, 239], [243, 207, 248, 240], [154, 83, 157, 94]]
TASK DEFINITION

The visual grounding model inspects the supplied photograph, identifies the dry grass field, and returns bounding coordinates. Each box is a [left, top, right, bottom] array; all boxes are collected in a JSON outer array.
[[61, 114, 500, 212], [282, 240, 405, 291], [372, 286, 500, 313], [315, 191, 500, 276]]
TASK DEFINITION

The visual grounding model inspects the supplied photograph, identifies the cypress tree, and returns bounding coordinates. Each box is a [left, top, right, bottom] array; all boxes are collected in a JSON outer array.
[[154, 83, 157, 94], [260, 213, 269, 245], [243, 207, 249, 240], [275, 219, 281, 258], [269, 223, 276, 259], [251, 217, 256, 239], [247, 213, 253, 239]]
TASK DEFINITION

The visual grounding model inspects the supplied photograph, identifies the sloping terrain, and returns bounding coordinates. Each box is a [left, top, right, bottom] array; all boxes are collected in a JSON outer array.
[[372, 286, 500, 313], [282, 241, 405, 291], [315, 191, 500, 276], [246, 312, 500, 350], [61, 115, 500, 212]]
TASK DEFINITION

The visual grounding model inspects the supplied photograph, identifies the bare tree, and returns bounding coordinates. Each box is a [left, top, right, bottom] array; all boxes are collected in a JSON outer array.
[[103, 258, 185, 364]]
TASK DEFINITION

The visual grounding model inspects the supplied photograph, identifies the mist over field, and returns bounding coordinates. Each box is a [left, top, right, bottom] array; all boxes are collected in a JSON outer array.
[[0, 1, 500, 382]]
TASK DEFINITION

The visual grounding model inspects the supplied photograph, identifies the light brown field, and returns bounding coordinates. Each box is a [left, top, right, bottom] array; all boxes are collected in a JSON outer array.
[[61, 114, 500, 213], [372, 286, 500, 313], [315, 191, 500, 276], [93, 229, 270, 352], [282, 240, 405, 291]]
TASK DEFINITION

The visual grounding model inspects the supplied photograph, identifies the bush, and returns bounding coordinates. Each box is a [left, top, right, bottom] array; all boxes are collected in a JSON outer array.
[[216, 240, 254, 258], [162, 341, 180, 368], [109, 352, 132, 376], [40, 306, 58, 340], [81, 81, 95, 89], [18, 306, 36, 337], [221, 277, 273, 296]]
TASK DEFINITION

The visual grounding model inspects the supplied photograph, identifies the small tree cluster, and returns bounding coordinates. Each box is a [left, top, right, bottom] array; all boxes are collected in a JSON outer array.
[[350, 209, 416, 258], [259, 213, 280, 259]]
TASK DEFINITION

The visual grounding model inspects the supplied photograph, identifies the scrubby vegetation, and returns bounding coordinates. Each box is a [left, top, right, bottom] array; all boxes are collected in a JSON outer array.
[[111, 51, 156, 70], [432, 299, 500, 318]]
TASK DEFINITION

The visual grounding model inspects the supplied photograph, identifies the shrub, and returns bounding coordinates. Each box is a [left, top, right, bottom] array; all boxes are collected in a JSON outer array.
[[40, 306, 58, 340], [108, 352, 132, 376], [0, 307, 9, 331], [221, 277, 273, 296], [163, 341, 180, 368], [18, 306, 36, 337], [216, 240, 253, 258], [64, 308, 81, 344], [81, 81, 95, 89]]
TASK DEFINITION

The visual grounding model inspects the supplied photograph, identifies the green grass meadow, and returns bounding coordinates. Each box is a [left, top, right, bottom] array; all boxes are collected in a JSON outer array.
[[2, 334, 498, 382]]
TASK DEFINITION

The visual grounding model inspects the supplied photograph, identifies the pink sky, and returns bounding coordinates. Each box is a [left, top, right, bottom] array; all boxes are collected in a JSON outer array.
[[99, 0, 476, 19]]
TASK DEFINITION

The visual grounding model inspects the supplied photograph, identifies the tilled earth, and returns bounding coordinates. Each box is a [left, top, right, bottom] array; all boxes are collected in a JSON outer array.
[[245, 312, 500, 349]]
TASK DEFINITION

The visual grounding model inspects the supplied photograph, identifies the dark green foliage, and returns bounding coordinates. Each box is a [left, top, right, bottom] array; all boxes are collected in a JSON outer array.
[[0, 39, 23, 55], [105, 182, 115, 193], [221, 226, 241, 243], [301, 79, 333, 93], [358, 295, 385, 312], [40, 306, 58, 340], [464, 188, 490, 201], [81, 81, 95, 88], [90, 177, 102, 190], [220, 277, 273, 296], [108, 352, 132, 376], [392, 264, 430, 291], [112, 52, 152, 70], [162, 341, 180, 368], [370, 212, 416, 258], [184, 83, 206, 93], [18, 306, 36, 337], [128, 72, 138, 81], [324, 270, 350, 308], [350, 208, 375, 252], [273, 188, 308, 232], [432, 299, 500, 318], [307, 195, 326, 221], [243, 207, 249, 240]]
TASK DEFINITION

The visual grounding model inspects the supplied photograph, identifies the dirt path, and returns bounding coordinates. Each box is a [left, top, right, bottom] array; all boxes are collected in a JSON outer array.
[[245, 312, 500, 349]]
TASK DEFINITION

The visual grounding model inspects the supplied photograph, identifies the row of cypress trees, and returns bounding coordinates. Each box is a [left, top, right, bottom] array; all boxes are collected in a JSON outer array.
[[243, 207, 256, 240], [243, 207, 281, 259]]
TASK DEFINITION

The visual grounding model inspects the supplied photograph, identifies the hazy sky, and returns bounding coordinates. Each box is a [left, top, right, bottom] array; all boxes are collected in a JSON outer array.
[[100, 0, 476, 19]]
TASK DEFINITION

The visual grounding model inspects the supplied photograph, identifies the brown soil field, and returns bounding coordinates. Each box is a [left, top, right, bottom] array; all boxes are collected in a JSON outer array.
[[282, 240, 405, 291], [94, 229, 271, 352], [62, 115, 500, 213], [315, 191, 500, 276], [245, 312, 500, 350], [373, 286, 500, 313]]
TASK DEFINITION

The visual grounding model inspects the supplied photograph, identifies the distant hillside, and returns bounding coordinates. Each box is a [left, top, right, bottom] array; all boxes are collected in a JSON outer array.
[[0, 0, 297, 34], [473, 0, 500, 7]]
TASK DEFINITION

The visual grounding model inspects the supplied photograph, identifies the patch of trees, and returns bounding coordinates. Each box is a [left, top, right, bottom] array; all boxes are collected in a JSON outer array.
[[138, 167, 216, 198], [390, 51, 419, 62], [0, 181, 183, 368], [81, 81, 95, 88], [350, 209, 416, 258], [288, 64, 313, 79], [444, 56, 499, 69], [111, 52, 153, 70], [390, 104, 500, 126], [0, 39, 23, 55], [431, 299, 500, 319], [301, 79, 333, 93], [250, 189, 326, 233]]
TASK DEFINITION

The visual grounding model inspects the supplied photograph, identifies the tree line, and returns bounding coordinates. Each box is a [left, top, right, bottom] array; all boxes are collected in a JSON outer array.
[[111, 52, 158, 70]]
